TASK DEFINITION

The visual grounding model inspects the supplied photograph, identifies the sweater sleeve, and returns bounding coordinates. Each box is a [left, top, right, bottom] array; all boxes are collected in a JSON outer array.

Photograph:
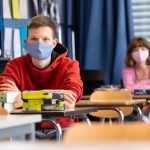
[[0, 61, 21, 89], [122, 67, 150, 93], [60, 60, 83, 102]]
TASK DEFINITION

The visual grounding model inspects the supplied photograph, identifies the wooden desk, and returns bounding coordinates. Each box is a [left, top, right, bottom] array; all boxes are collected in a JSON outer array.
[[11, 107, 99, 142], [0, 114, 41, 141], [81, 95, 90, 100], [11, 107, 98, 118], [133, 95, 150, 101], [76, 99, 146, 122], [76, 99, 146, 107], [1, 141, 150, 150]]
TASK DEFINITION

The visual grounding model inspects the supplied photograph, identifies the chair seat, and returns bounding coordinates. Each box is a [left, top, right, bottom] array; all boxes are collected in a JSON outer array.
[[89, 90, 133, 118]]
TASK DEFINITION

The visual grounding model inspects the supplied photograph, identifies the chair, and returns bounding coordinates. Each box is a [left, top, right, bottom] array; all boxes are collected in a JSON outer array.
[[63, 122, 150, 143], [89, 90, 133, 119], [80, 70, 104, 95], [0, 58, 10, 74]]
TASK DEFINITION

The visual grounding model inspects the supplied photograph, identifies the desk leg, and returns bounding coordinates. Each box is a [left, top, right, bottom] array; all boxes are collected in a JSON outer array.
[[100, 107, 124, 123], [25, 124, 35, 141], [77, 114, 91, 126], [133, 105, 143, 121], [113, 107, 124, 123], [0, 124, 35, 142], [42, 119, 62, 143]]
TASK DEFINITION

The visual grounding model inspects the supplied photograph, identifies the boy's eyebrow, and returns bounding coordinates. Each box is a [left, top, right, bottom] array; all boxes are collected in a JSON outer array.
[[30, 36, 38, 39], [43, 36, 51, 39], [29, 36, 51, 40]]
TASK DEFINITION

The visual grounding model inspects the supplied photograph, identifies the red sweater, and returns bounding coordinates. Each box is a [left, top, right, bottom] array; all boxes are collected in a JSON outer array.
[[0, 43, 83, 128]]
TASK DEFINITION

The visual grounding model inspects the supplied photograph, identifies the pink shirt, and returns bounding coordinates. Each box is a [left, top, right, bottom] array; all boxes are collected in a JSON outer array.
[[122, 67, 150, 93]]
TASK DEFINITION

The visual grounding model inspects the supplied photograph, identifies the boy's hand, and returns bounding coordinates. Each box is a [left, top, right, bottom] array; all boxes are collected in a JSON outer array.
[[0, 80, 23, 108], [61, 90, 77, 108], [0, 80, 20, 92]]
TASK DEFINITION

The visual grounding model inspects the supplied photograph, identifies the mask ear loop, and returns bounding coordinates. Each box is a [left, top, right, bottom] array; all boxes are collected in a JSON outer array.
[[23, 45, 27, 55], [23, 38, 28, 55], [129, 54, 135, 67]]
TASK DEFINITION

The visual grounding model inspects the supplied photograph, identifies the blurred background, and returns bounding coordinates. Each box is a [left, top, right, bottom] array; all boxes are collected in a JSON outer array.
[[0, 0, 150, 85]]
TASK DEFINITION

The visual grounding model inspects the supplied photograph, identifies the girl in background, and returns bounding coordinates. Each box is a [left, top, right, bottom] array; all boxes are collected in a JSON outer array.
[[122, 37, 150, 118]]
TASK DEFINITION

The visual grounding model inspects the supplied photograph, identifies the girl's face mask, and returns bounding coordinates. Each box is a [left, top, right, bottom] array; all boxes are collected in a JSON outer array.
[[26, 42, 53, 60], [132, 48, 149, 63]]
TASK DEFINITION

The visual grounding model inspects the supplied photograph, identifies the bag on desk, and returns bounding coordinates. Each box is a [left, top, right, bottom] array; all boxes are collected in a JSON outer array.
[[134, 89, 150, 95], [22, 90, 65, 111]]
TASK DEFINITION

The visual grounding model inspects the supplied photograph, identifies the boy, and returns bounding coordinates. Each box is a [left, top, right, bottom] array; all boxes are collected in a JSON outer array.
[[0, 15, 83, 132]]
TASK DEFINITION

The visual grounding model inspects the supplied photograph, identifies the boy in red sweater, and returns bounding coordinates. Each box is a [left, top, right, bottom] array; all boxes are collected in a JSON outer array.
[[0, 15, 83, 138]]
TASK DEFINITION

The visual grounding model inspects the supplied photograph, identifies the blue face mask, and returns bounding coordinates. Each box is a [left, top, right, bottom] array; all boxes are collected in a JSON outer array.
[[26, 42, 53, 60]]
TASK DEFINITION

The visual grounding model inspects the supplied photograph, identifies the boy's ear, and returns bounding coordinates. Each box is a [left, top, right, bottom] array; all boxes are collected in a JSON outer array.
[[24, 39, 27, 44], [53, 39, 58, 47]]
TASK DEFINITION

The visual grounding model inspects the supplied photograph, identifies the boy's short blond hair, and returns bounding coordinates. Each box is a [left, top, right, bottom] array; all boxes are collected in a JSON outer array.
[[27, 15, 57, 38]]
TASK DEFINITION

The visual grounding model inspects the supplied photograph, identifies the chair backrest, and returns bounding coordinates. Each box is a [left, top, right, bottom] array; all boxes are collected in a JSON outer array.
[[89, 90, 133, 118], [0, 58, 10, 74], [63, 122, 150, 143], [80, 70, 104, 95]]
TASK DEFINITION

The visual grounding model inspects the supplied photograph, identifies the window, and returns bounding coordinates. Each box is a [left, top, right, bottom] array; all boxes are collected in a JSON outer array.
[[132, 0, 150, 41]]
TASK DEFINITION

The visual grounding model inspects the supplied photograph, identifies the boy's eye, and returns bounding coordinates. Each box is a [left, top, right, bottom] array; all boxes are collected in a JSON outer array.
[[43, 38, 49, 41], [31, 37, 37, 41]]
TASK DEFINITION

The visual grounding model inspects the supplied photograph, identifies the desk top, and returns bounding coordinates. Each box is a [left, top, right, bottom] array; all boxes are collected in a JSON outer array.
[[10, 107, 99, 118], [76, 99, 146, 107], [82, 94, 150, 101], [0, 114, 41, 129], [133, 95, 150, 100], [81, 95, 90, 100]]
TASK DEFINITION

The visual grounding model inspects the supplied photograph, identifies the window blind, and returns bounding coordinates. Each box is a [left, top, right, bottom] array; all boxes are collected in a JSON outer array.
[[132, 0, 150, 41]]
